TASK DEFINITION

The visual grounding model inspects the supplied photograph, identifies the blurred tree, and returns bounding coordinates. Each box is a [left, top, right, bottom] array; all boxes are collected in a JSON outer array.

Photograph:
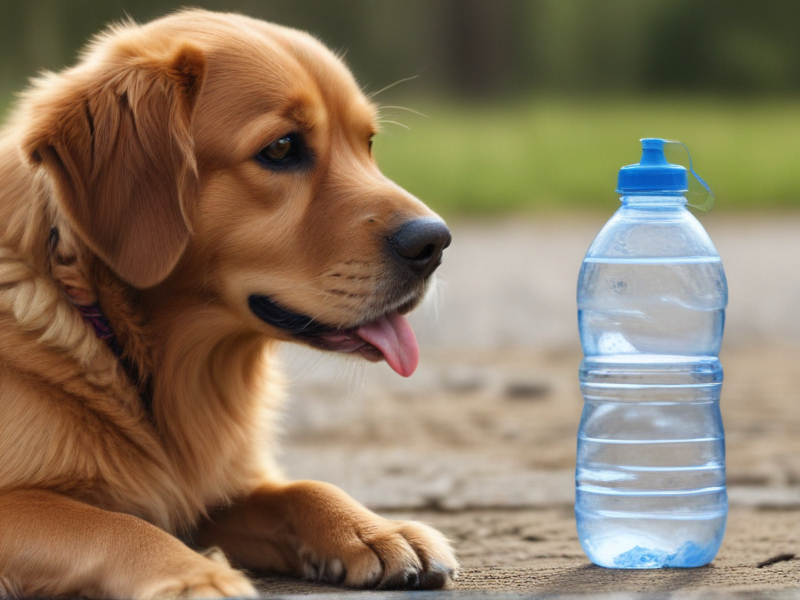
[[434, 0, 522, 97], [644, 0, 800, 94], [2, 0, 800, 103]]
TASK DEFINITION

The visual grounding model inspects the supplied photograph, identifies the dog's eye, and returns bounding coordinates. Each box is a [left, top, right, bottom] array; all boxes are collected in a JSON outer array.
[[265, 137, 292, 160], [255, 134, 306, 170]]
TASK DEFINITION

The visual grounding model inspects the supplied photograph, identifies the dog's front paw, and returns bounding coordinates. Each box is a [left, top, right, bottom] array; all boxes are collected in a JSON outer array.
[[370, 519, 458, 589], [286, 482, 457, 589], [142, 555, 258, 599], [298, 518, 457, 590]]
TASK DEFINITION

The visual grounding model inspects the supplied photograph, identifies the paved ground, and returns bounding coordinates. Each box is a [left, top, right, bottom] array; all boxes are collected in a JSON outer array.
[[266, 215, 800, 596], [257, 507, 800, 596]]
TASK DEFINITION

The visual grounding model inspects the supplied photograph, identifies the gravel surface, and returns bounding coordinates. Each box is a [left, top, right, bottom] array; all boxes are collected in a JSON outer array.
[[265, 215, 800, 597]]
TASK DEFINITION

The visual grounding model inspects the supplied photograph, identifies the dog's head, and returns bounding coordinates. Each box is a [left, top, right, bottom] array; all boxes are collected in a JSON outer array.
[[19, 10, 450, 377]]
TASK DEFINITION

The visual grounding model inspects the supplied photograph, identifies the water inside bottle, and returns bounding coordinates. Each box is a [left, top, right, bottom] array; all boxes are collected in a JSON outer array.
[[576, 257, 727, 568], [576, 354, 727, 568], [578, 257, 726, 358]]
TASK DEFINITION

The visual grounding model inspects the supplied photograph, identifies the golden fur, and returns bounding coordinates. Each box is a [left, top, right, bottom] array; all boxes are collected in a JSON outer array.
[[0, 9, 456, 598]]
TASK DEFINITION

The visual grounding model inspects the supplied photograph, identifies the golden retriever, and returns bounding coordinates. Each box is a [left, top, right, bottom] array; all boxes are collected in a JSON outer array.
[[0, 9, 456, 598]]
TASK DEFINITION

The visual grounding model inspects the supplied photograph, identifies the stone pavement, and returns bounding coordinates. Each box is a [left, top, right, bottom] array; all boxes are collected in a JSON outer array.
[[269, 215, 800, 596]]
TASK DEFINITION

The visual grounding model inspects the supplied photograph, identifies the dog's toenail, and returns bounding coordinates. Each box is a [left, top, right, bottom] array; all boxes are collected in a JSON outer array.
[[405, 570, 421, 589]]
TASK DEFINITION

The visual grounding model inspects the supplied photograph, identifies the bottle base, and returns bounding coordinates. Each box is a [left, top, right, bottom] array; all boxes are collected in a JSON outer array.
[[577, 510, 726, 569], [589, 540, 718, 569]]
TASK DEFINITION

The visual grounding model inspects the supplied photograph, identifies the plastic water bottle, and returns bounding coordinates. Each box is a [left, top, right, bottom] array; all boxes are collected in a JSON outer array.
[[575, 138, 728, 569]]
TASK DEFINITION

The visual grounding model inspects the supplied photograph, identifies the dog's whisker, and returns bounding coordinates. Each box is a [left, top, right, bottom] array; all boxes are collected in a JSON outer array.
[[314, 290, 336, 303], [377, 119, 410, 131], [378, 105, 428, 119], [422, 274, 445, 322], [256, 274, 332, 297], [346, 360, 367, 400], [265, 267, 376, 296], [366, 75, 418, 100], [331, 355, 368, 401], [280, 344, 327, 383]]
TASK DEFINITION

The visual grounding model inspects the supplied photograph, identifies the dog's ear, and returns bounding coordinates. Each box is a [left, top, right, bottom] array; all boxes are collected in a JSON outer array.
[[22, 42, 206, 288]]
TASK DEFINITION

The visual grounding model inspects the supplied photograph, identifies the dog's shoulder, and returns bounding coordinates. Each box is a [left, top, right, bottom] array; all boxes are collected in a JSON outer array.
[[0, 161, 183, 524]]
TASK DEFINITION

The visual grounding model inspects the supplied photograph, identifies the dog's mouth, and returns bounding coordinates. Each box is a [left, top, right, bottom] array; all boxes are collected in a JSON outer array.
[[248, 295, 419, 377]]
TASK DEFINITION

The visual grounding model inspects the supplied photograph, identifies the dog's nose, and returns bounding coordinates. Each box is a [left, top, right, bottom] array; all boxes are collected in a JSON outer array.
[[389, 217, 452, 276]]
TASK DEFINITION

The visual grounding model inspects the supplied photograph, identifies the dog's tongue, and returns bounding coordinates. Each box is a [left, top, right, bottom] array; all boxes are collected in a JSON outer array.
[[356, 312, 419, 377]]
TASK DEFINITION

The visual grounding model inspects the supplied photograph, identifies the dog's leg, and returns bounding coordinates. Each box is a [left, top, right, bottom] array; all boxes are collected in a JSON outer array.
[[0, 489, 258, 599], [195, 480, 458, 589]]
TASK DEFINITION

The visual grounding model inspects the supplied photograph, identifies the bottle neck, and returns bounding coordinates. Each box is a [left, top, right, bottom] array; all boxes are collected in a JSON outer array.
[[621, 195, 687, 208]]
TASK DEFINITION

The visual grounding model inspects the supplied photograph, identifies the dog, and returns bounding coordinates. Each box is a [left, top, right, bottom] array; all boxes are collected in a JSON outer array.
[[0, 9, 456, 598]]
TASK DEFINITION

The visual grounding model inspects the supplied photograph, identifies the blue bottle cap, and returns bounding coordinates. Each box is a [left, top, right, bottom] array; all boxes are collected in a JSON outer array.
[[617, 138, 688, 195]]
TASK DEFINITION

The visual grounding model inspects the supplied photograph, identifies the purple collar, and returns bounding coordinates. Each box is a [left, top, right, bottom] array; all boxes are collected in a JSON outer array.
[[50, 228, 154, 417], [77, 302, 155, 417], [75, 303, 120, 348]]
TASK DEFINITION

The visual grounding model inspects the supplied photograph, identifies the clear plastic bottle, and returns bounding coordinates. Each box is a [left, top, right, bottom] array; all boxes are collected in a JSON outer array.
[[575, 138, 728, 569]]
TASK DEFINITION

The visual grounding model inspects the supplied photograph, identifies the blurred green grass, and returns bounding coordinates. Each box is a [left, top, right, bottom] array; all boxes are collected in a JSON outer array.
[[2, 95, 798, 216], [374, 97, 800, 216]]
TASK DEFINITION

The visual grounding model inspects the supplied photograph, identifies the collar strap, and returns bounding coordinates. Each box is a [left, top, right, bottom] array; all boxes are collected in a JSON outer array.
[[50, 228, 154, 418], [77, 304, 155, 418]]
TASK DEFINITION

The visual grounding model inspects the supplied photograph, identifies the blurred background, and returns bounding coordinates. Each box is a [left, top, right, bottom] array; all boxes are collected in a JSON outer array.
[[2, 0, 800, 214], [3, 3, 800, 589]]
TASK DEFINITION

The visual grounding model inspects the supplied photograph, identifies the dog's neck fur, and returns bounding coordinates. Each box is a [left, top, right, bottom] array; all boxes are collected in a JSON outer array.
[[0, 138, 282, 530], [48, 225, 156, 418]]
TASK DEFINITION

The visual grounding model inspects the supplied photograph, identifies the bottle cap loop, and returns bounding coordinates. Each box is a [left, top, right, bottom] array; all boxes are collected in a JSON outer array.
[[617, 138, 715, 213], [663, 139, 715, 213]]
